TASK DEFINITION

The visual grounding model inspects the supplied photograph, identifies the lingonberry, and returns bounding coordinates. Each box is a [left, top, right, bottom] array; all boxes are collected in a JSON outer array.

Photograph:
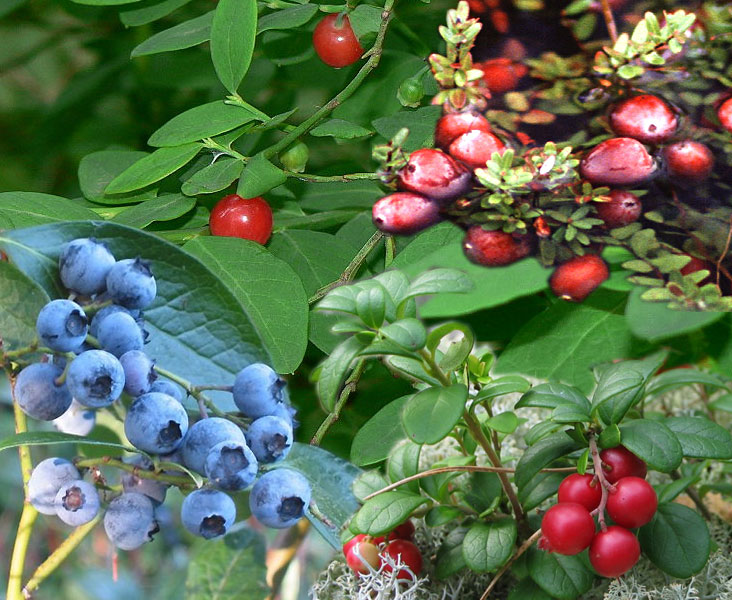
[[539, 503, 596, 555], [477, 58, 528, 94], [580, 138, 656, 186], [397, 149, 473, 202], [448, 130, 506, 170], [383, 539, 423, 580], [462, 227, 531, 267], [680, 255, 713, 284], [606, 476, 658, 528], [209, 195, 273, 244], [719, 97, 732, 134], [608, 94, 678, 145], [434, 112, 492, 150], [663, 140, 714, 182], [549, 254, 609, 302], [345, 540, 381, 574], [596, 190, 642, 228], [558, 473, 602, 512], [589, 526, 641, 578], [343, 534, 368, 557], [313, 14, 363, 68], [599, 445, 647, 484], [391, 520, 415, 541], [372, 192, 442, 235]]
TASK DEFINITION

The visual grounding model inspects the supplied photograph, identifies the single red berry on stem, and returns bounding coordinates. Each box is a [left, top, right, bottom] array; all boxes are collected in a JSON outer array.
[[313, 14, 364, 68], [718, 97, 732, 134], [580, 138, 656, 186], [477, 58, 528, 94], [558, 473, 602, 512], [397, 148, 473, 202], [663, 140, 714, 182], [589, 526, 641, 578], [539, 503, 596, 555], [608, 94, 678, 145], [549, 254, 609, 302], [209, 195, 273, 244], [345, 540, 381, 574], [434, 112, 493, 150], [383, 539, 423, 580], [463, 227, 531, 267], [596, 190, 642, 228], [391, 520, 415, 541], [448, 130, 506, 170], [599, 446, 647, 484], [606, 476, 658, 528], [372, 193, 442, 235]]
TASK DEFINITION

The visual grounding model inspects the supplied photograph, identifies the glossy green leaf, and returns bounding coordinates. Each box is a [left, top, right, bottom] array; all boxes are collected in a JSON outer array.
[[0, 261, 50, 350], [349, 491, 429, 536], [131, 11, 213, 56], [401, 385, 468, 445], [508, 579, 553, 600], [387, 440, 421, 494], [379, 319, 426, 351], [211, 0, 257, 93], [592, 365, 644, 425], [71, 0, 140, 5], [111, 194, 195, 228], [486, 411, 519, 434], [709, 393, 732, 413], [298, 180, 383, 211], [181, 157, 244, 196], [350, 395, 410, 466], [474, 376, 531, 403], [462, 519, 516, 573], [404, 267, 473, 300], [120, 0, 194, 27], [515, 433, 579, 490], [462, 471, 501, 514], [517, 382, 590, 412], [518, 471, 563, 511], [236, 153, 287, 198], [435, 526, 468, 578], [106, 143, 201, 194], [645, 369, 728, 397], [351, 470, 389, 502], [316, 336, 364, 411], [355, 284, 386, 328], [310, 119, 373, 139], [0, 192, 99, 229], [78, 150, 157, 205], [664, 416, 732, 459], [619, 419, 682, 472], [0, 431, 135, 454], [257, 3, 318, 33], [528, 547, 594, 600]]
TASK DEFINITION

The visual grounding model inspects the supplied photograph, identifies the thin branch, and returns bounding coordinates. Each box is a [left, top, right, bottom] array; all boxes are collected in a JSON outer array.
[[480, 529, 542, 600], [599, 0, 618, 44], [589, 435, 614, 530], [283, 171, 382, 183], [311, 359, 366, 445], [74, 457, 196, 488]]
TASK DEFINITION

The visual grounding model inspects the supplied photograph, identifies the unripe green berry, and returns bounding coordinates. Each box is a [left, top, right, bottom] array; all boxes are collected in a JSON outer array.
[[398, 78, 424, 108], [280, 142, 309, 173]]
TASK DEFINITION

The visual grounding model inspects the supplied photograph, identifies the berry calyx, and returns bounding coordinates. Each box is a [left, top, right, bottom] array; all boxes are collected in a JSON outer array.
[[596, 190, 642, 228], [663, 140, 714, 182], [717, 97, 732, 134], [589, 526, 641, 578], [539, 503, 596, 555], [345, 540, 381, 574], [608, 94, 678, 145], [462, 227, 531, 267], [448, 129, 506, 170], [580, 138, 657, 186], [477, 58, 528, 94], [372, 192, 442, 235], [434, 112, 493, 150], [209, 195, 273, 244], [606, 476, 658, 528], [313, 14, 363, 68], [558, 473, 602, 512], [599, 445, 647, 484], [549, 254, 609, 302], [397, 148, 473, 202], [383, 539, 423, 580]]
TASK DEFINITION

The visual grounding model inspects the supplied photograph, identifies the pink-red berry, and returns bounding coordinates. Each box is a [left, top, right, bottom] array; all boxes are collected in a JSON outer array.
[[589, 526, 641, 578], [606, 476, 658, 528], [434, 112, 493, 150], [558, 473, 602, 512], [599, 446, 647, 484], [383, 539, 423, 580], [372, 192, 442, 235], [663, 140, 714, 182], [596, 190, 642, 228], [397, 149, 473, 202], [580, 138, 656, 186], [313, 14, 363, 68], [448, 130, 506, 170], [462, 227, 531, 267], [477, 58, 528, 93], [539, 503, 596, 555], [345, 540, 380, 574], [209, 195, 273, 244], [718, 97, 732, 134], [549, 254, 609, 302], [608, 94, 678, 145]]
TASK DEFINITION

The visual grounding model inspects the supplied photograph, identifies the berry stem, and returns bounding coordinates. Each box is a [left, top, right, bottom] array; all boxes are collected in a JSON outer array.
[[74, 456, 197, 487], [480, 528, 543, 600], [310, 358, 366, 445], [282, 171, 382, 183], [599, 0, 618, 44], [589, 434, 613, 531]]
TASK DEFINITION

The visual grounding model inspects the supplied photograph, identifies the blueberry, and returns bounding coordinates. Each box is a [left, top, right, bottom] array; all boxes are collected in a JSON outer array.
[[125, 392, 189, 454], [106, 258, 157, 310], [89, 304, 141, 338], [28, 457, 80, 515], [149, 379, 184, 403], [181, 489, 236, 539], [232, 363, 287, 419], [15, 363, 72, 420], [104, 492, 158, 551], [204, 441, 258, 491], [53, 400, 96, 436], [119, 350, 156, 397], [270, 402, 297, 428], [59, 238, 116, 296], [36, 299, 88, 352], [54, 480, 100, 526], [181, 417, 246, 475], [245, 416, 293, 464], [97, 311, 145, 358], [249, 469, 311, 529], [67, 350, 125, 408], [121, 455, 168, 505]]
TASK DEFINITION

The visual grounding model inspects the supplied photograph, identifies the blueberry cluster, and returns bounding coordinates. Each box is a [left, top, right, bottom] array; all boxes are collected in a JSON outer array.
[[18, 237, 312, 551]]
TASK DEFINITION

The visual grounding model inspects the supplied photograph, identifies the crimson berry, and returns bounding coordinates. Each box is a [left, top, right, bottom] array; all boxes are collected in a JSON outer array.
[[372, 192, 442, 236], [606, 476, 658, 528], [599, 445, 647, 484], [434, 112, 493, 150], [558, 473, 602, 512], [549, 254, 609, 302], [343, 533, 368, 557], [448, 130, 506, 170], [663, 140, 714, 182], [345, 540, 381, 574], [539, 503, 596, 555], [209, 195, 273, 244], [718, 97, 732, 134], [463, 227, 531, 267], [383, 539, 423, 580], [397, 148, 473, 202], [580, 138, 657, 186], [680, 255, 713, 285], [313, 14, 363, 68], [589, 526, 641, 578], [596, 190, 642, 228], [391, 520, 415, 540], [608, 94, 678, 145], [478, 58, 528, 94]]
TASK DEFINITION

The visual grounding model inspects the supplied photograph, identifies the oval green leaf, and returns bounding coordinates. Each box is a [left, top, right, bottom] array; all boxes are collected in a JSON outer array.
[[211, 0, 257, 93], [619, 419, 683, 472], [462, 518, 517, 573], [106, 143, 201, 194], [401, 384, 468, 445]]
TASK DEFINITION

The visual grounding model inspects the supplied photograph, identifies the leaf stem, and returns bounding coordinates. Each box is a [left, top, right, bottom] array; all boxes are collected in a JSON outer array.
[[74, 456, 196, 488], [480, 529, 542, 600], [282, 171, 382, 183], [310, 359, 366, 445]]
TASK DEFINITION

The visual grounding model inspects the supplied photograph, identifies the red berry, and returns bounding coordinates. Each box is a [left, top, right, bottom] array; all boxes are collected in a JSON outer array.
[[383, 539, 423, 580], [549, 254, 609, 302], [606, 476, 658, 528], [463, 227, 531, 267], [718, 97, 732, 134], [596, 190, 642, 228], [599, 446, 647, 484], [345, 540, 381, 574], [397, 149, 473, 202], [372, 192, 442, 235], [209, 195, 273, 244], [448, 130, 506, 170], [558, 474, 602, 512], [589, 526, 641, 578], [663, 140, 714, 182], [313, 14, 363, 68], [391, 520, 415, 541], [680, 255, 713, 284], [580, 138, 656, 186], [343, 533, 367, 557], [478, 58, 528, 94], [434, 112, 493, 150], [608, 94, 678, 145], [539, 503, 596, 555]]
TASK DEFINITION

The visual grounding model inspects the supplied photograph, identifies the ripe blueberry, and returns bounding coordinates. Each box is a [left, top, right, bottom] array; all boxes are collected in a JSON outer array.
[[182, 417, 246, 474], [232, 363, 287, 419], [59, 238, 116, 296], [181, 489, 236, 539], [448, 129, 506, 170], [119, 350, 156, 397], [125, 392, 189, 454], [580, 138, 657, 186], [608, 94, 678, 144], [249, 468, 312, 529], [205, 440, 259, 491], [462, 227, 531, 267], [106, 258, 157, 310], [104, 492, 159, 551], [88, 304, 141, 339], [15, 363, 73, 421], [149, 378, 184, 402], [121, 455, 168, 505], [67, 349, 125, 408], [97, 311, 145, 358], [54, 480, 100, 526], [28, 457, 80, 515], [245, 415, 293, 464], [36, 299, 88, 353], [549, 254, 609, 302], [397, 149, 473, 202], [372, 192, 442, 236]]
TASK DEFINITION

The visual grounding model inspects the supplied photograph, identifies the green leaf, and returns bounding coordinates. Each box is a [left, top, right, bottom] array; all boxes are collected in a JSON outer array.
[[352, 470, 389, 502], [236, 153, 287, 198], [348, 4, 383, 38], [257, 4, 318, 33], [131, 11, 213, 57], [182, 157, 245, 196], [310, 119, 373, 139], [298, 180, 383, 211], [355, 284, 386, 328], [184, 237, 308, 373], [120, 0, 194, 27], [0, 262, 50, 350], [592, 365, 644, 425], [401, 385, 468, 445], [508, 579, 553, 600], [78, 150, 157, 205], [387, 440, 421, 494], [372, 106, 442, 152], [111, 194, 195, 229], [106, 143, 201, 194], [528, 547, 594, 600], [656, 476, 697, 504], [210, 0, 257, 93], [186, 525, 269, 599], [645, 369, 728, 397], [515, 433, 579, 490], [516, 382, 590, 413], [639, 503, 710, 578], [0, 192, 99, 229], [404, 268, 473, 300], [71, 0, 140, 5], [350, 395, 410, 466], [619, 419, 683, 472], [486, 411, 519, 434], [462, 519, 517, 572], [379, 319, 427, 351], [518, 471, 563, 511], [316, 337, 364, 411], [426, 506, 462, 527], [436, 525, 468, 578], [0, 431, 135, 454], [350, 491, 429, 536], [462, 471, 502, 513], [664, 416, 732, 459], [475, 376, 531, 403], [709, 393, 732, 413]]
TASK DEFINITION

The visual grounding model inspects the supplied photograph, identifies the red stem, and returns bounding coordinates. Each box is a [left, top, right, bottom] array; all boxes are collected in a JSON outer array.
[[589, 435, 614, 530]]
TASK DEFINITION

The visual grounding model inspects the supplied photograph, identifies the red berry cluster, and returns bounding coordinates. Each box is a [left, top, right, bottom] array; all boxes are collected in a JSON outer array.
[[342, 520, 423, 580], [539, 445, 657, 578]]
